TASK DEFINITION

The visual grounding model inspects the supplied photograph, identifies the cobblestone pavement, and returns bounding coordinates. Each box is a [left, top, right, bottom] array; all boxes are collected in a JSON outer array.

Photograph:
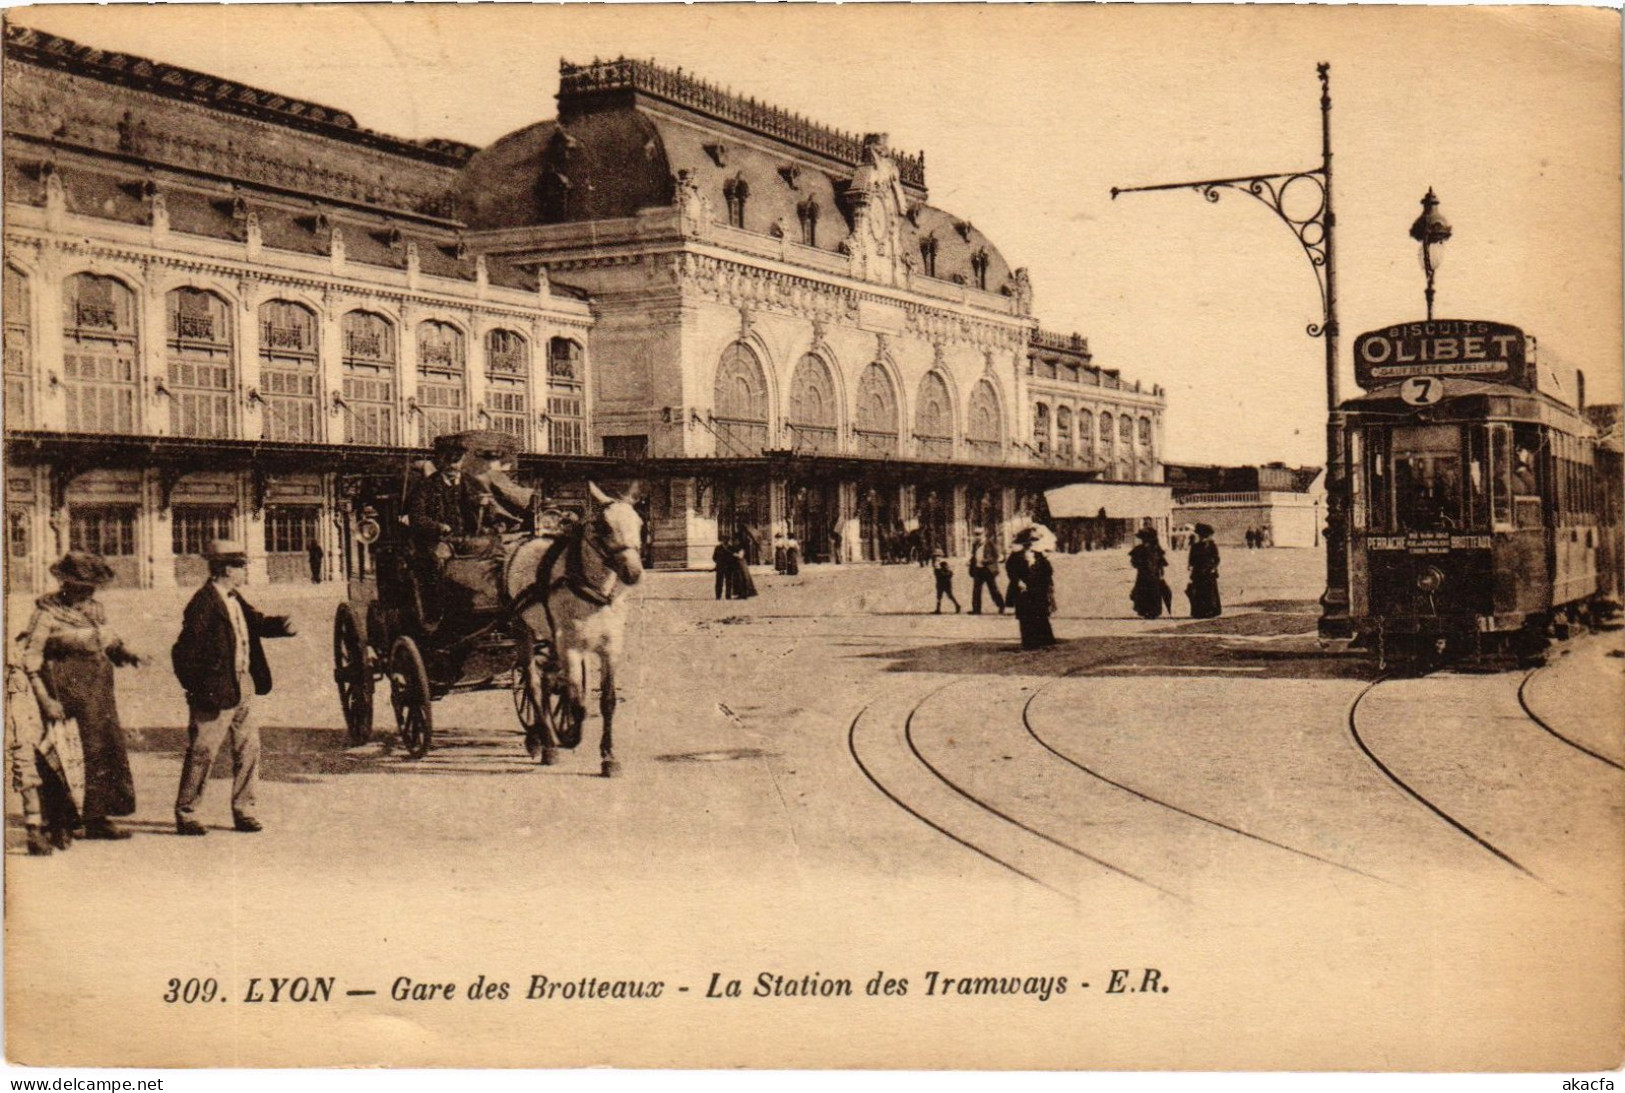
[[6, 547, 1622, 1068]]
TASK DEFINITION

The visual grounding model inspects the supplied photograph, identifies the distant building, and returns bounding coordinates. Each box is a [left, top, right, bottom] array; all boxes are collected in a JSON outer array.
[[1167, 462, 1325, 548]]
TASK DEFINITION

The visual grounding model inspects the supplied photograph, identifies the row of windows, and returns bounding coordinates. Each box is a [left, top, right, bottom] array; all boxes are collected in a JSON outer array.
[[63, 503, 323, 557], [5, 268, 586, 453], [714, 342, 1006, 459], [1032, 405, 1155, 451]]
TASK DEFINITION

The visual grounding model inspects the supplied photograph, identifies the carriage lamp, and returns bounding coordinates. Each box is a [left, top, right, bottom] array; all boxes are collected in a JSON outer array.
[[1410, 188, 1452, 321]]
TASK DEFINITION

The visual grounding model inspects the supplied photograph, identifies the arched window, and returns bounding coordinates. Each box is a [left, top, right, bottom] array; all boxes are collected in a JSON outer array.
[[166, 288, 234, 438], [1139, 417, 1153, 449], [341, 311, 396, 445], [1077, 409, 1094, 459], [797, 198, 820, 248], [915, 372, 953, 460], [258, 300, 319, 442], [1032, 402, 1051, 456], [1056, 406, 1073, 461], [62, 274, 138, 434], [854, 362, 899, 457], [724, 175, 749, 230], [788, 352, 837, 454], [1120, 414, 1134, 446], [5, 267, 31, 429], [416, 320, 466, 445], [1099, 412, 1114, 476], [919, 234, 939, 279], [965, 380, 1002, 462], [484, 329, 530, 445], [547, 337, 585, 454], [713, 342, 769, 453]]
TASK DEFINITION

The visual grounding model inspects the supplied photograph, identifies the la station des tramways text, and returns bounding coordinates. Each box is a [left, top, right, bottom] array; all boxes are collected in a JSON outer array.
[[0, 26, 1172, 591]]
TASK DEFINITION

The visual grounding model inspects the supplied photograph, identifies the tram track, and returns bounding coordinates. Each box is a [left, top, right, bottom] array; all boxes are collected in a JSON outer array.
[[1517, 665, 1625, 772], [1345, 675, 1539, 880]]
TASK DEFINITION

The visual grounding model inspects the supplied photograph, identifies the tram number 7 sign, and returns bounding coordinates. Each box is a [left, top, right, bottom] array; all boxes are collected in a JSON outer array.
[[1400, 376, 1443, 406]]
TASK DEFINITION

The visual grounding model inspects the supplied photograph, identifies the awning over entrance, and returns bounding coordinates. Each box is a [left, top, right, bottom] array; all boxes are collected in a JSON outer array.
[[1045, 481, 1173, 521]]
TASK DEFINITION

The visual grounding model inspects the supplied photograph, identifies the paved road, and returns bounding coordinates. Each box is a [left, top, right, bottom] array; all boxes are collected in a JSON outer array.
[[7, 548, 1622, 1069]]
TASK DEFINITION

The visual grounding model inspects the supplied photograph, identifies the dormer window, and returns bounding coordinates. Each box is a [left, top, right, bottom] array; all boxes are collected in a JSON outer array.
[[796, 197, 820, 247], [723, 175, 750, 230], [970, 247, 990, 291], [919, 234, 938, 278]]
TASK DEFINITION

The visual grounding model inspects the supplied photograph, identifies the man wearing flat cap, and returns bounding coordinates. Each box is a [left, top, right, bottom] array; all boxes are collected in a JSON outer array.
[[170, 539, 295, 835]]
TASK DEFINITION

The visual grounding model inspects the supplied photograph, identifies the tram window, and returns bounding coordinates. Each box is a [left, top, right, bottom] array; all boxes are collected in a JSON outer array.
[[1488, 425, 1513, 528], [1467, 427, 1490, 529], [1362, 429, 1391, 531], [1348, 431, 1365, 531], [1392, 425, 1463, 531]]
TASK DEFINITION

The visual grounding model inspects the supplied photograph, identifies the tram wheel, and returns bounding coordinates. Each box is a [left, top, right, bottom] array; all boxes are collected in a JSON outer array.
[[333, 604, 374, 745], [389, 636, 434, 759]]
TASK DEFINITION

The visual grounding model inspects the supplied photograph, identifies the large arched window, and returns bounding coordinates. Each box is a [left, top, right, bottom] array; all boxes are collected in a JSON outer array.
[[341, 311, 396, 445], [5, 267, 31, 429], [484, 329, 530, 445], [1056, 406, 1073, 462], [787, 352, 837, 454], [259, 300, 319, 442], [915, 372, 953, 460], [1032, 402, 1051, 457], [965, 380, 1002, 462], [854, 362, 899, 457], [62, 274, 138, 434], [1077, 409, 1094, 462], [1099, 412, 1114, 477], [1120, 414, 1134, 448], [713, 342, 770, 453], [166, 288, 234, 438], [416, 320, 466, 445], [547, 337, 585, 454]]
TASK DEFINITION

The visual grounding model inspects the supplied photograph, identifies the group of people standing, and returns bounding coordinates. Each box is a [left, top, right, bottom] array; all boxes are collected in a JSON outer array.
[[1129, 524, 1222, 621], [711, 537, 759, 601], [9, 541, 295, 856]]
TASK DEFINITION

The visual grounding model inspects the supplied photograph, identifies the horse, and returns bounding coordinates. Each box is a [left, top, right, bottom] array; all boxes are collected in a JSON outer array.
[[505, 483, 644, 777]]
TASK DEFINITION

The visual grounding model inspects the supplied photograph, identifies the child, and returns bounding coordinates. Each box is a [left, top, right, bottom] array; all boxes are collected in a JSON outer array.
[[932, 552, 961, 614]]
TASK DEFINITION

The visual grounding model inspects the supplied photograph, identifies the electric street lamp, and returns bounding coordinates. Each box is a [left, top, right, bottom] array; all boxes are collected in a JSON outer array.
[[1409, 188, 1452, 321], [1112, 63, 1354, 638]]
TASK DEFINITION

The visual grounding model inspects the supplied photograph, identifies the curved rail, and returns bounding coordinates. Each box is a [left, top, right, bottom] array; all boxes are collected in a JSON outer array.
[[1517, 667, 1624, 772], [1346, 676, 1537, 879]]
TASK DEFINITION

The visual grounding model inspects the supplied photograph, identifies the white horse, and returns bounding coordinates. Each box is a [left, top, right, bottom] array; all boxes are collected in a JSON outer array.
[[506, 483, 644, 777]]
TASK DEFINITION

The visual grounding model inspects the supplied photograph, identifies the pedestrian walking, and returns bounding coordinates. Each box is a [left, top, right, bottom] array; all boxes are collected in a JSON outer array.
[[306, 538, 324, 584], [14, 552, 145, 849], [171, 539, 296, 836], [783, 533, 801, 576], [713, 541, 735, 600], [1186, 523, 1223, 619], [932, 552, 961, 614], [729, 538, 758, 600], [773, 533, 787, 574], [1005, 526, 1057, 649], [1129, 527, 1169, 619], [967, 535, 1005, 615]]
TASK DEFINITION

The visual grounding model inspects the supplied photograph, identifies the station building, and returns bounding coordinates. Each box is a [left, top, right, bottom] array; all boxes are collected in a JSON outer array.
[[3, 27, 1166, 587]]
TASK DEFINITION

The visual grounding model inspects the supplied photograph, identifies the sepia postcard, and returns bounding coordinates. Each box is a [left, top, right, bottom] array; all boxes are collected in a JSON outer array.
[[2, 2, 1621, 1075]]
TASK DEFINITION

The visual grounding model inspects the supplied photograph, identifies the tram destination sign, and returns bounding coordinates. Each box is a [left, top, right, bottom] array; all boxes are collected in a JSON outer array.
[[1354, 320, 1529, 390]]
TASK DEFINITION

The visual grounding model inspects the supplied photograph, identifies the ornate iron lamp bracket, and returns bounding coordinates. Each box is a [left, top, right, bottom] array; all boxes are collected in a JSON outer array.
[[1112, 169, 1330, 337]]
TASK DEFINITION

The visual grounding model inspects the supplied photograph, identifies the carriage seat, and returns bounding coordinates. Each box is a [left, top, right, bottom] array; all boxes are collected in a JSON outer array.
[[435, 535, 506, 614]]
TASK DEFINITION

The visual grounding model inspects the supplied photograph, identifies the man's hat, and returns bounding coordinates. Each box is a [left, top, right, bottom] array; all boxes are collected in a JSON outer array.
[[1136, 527, 1158, 541], [49, 551, 115, 586], [205, 538, 249, 564], [1194, 523, 1215, 538]]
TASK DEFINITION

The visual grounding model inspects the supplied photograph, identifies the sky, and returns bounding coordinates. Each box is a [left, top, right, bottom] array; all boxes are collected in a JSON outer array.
[[9, 4, 1620, 467]]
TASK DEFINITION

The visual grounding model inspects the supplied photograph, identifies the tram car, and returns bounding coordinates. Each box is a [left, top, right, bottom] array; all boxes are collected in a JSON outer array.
[[1344, 320, 1621, 665]]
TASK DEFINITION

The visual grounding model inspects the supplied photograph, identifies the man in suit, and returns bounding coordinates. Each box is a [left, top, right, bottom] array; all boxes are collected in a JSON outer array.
[[171, 539, 295, 835], [968, 535, 1006, 615]]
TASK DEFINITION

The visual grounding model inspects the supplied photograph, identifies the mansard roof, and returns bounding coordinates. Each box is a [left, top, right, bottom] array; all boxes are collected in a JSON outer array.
[[4, 24, 477, 168]]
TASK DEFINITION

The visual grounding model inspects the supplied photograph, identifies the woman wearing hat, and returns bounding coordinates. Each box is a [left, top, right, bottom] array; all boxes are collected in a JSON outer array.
[[15, 551, 145, 848], [1129, 527, 1169, 620], [1186, 523, 1223, 619], [1005, 526, 1057, 649]]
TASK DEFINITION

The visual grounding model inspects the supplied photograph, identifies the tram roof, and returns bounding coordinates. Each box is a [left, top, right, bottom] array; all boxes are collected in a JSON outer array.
[[1342, 378, 1593, 432]]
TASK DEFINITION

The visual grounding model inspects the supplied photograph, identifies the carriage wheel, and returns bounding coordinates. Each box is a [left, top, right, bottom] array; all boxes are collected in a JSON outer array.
[[513, 648, 578, 761], [332, 604, 373, 746], [551, 661, 584, 751], [389, 636, 434, 759]]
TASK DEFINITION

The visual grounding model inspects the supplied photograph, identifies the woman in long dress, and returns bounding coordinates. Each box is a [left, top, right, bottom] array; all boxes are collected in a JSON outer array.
[[18, 552, 145, 845], [1186, 523, 1223, 619], [1005, 527, 1057, 649], [1129, 528, 1169, 619], [729, 539, 758, 599]]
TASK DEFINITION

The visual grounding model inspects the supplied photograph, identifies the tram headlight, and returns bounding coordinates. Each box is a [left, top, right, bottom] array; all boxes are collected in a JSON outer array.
[[1416, 565, 1445, 593]]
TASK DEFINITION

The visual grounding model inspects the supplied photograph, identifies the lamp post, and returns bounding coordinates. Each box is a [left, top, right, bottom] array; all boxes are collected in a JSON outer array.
[[1409, 188, 1452, 320], [1112, 62, 1353, 638]]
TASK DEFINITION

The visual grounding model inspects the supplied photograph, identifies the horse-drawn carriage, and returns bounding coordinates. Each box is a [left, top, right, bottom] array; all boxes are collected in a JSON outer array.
[[330, 430, 644, 774]]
